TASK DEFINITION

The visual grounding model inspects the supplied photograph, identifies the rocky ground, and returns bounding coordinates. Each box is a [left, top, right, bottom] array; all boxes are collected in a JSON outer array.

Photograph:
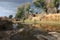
[[0, 28, 58, 40]]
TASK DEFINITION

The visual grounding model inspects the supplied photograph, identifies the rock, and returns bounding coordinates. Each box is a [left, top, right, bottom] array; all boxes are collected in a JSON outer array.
[[10, 28, 57, 40], [0, 17, 13, 30]]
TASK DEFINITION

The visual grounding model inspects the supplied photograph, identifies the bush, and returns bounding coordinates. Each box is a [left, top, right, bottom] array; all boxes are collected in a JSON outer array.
[[17, 24, 24, 29]]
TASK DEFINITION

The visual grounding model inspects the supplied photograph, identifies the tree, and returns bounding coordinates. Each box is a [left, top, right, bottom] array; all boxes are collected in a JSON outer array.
[[15, 4, 25, 19], [29, 9, 34, 14], [25, 2, 30, 14], [48, 0, 60, 13], [33, 0, 60, 13], [9, 15, 13, 19], [24, 3, 31, 19], [54, 0, 60, 13], [33, 0, 48, 13], [15, 3, 31, 20], [33, 0, 45, 8]]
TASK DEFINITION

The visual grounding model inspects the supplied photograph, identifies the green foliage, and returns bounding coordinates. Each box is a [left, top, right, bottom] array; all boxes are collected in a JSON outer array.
[[54, 0, 59, 4], [33, 0, 47, 13], [24, 3, 30, 19], [9, 15, 13, 19], [54, 0, 60, 8], [49, 3, 55, 8], [25, 3, 30, 13], [17, 24, 24, 29], [29, 9, 34, 14], [15, 3, 30, 19], [15, 4, 25, 19], [33, 0, 45, 8], [33, 0, 60, 13], [49, 0, 59, 8]]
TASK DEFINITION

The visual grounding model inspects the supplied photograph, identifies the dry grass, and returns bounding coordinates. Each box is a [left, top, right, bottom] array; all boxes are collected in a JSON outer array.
[[24, 13, 60, 32]]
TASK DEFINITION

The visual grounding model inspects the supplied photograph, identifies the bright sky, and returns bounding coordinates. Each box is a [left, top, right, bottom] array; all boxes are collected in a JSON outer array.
[[0, 0, 32, 17]]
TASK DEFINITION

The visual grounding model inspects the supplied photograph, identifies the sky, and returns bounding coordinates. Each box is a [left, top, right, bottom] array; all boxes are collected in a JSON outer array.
[[0, 0, 60, 17], [0, 0, 32, 17]]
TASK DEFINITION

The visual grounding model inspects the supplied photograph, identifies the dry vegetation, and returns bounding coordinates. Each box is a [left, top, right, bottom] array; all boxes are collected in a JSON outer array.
[[24, 13, 60, 32]]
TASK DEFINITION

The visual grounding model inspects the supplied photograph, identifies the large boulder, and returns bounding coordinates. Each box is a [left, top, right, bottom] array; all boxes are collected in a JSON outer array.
[[0, 17, 13, 30]]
